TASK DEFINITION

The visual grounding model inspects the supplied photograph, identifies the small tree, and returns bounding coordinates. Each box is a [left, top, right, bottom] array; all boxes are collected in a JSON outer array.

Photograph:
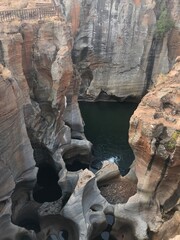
[[155, 9, 174, 39]]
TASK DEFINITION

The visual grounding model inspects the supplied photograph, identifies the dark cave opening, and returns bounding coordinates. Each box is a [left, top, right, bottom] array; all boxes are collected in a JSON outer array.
[[15, 233, 34, 240], [33, 162, 62, 203], [47, 230, 69, 240], [92, 214, 115, 240], [18, 218, 41, 233], [65, 158, 89, 172]]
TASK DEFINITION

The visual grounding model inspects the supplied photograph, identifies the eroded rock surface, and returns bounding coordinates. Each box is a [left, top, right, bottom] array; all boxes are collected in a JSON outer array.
[[0, 15, 91, 240], [72, 0, 180, 101], [126, 59, 180, 237], [0, 66, 37, 239], [0, 1, 180, 240]]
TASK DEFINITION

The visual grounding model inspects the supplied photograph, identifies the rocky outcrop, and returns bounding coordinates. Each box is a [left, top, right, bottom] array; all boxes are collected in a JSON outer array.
[[0, 1, 180, 240], [70, 0, 180, 101], [127, 58, 180, 238], [0, 15, 91, 240], [0, 65, 37, 239], [0, 17, 91, 162]]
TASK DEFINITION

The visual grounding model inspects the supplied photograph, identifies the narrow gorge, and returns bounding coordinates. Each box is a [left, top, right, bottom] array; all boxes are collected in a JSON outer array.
[[0, 0, 179, 240]]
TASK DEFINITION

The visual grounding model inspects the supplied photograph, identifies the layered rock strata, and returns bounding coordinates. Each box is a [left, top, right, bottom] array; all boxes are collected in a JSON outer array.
[[71, 0, 180, 101], [0, 65, 37, 239], [0, 1, 180, 240], [0, 16, 91, 240], [126, 58, 180, 238]]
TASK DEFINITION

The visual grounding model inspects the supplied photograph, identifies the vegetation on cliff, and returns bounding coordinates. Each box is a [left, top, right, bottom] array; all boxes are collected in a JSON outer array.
[[155, 9, 174, 38]]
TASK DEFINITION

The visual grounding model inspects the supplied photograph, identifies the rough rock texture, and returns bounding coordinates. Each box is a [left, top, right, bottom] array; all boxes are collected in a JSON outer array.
[[71, 0, 180, 101], [0, 16, 91, 240], [0, 18, 91, 164], [152, 211, 180, 240], [127, 59, 180, 237], [0, 1, 180, 240], [0, 65, 37, 239]]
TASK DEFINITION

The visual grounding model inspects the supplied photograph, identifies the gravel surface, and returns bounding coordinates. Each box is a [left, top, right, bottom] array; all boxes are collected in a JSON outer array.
[[99, 177, 137, 204]]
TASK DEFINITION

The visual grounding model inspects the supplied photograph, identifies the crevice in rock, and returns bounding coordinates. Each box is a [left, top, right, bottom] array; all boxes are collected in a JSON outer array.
[[78, 67, 93, 99], [144, 37, 159, 94], [106, 0, 113, 56], [92, 214, 115, 240], [17, 218, 40, 233], [59, 0, 66, 15], [33, 162, 62, 203], [33, 144, 62, 203], [147, 137, 161, 171], [0, 40, 5, 66], [147, 126, 168, 171], [143, 0, 170, 96], [80, 47, 89, 61], [163, 183, 180, 212], [153, 155, 171, 199]]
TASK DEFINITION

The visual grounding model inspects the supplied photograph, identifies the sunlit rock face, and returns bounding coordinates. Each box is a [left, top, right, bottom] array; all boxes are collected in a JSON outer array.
[[127, 59, 180, 237], [0, 17, 91, 240], [0, 1, 180, 240], [0, 18, 91, 165], [70, 0, 180, 101]]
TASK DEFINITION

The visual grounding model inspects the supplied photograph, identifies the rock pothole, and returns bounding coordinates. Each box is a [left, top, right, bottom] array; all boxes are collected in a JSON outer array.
[[33, 163, 62, 203]]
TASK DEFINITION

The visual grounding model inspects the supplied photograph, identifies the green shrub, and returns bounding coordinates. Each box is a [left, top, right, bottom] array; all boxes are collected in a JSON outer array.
[[165, 130, 180, 151], [155, 9, 174, 39]]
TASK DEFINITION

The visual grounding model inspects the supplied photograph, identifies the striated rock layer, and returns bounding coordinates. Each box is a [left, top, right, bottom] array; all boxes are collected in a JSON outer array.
[[126, 58, 180, 238], [71, 0, 180, 101], [0, 1, 180, 240], [0, 65, 37, 239], [0, 16, 91, 240]]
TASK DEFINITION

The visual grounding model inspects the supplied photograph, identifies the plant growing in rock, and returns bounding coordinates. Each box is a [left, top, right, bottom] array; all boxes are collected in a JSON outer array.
[[155, 9, 174, 39], [165, 130, 180, 151]]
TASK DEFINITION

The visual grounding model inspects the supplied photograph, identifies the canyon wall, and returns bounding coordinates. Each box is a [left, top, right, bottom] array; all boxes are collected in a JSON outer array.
[[67, 0, 180, 101], [0, 16, 91, 239], [125, 57, 180, 239], [0, 0, 179, 239]]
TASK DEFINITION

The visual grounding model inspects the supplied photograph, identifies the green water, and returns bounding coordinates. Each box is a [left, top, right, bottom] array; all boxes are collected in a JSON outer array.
[[79, 102, 137, 175]]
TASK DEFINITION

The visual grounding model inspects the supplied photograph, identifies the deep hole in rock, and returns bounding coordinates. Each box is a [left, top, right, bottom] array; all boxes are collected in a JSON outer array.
[[15, 233, 33, 240], [18, 219, 40, 233], [33, 162, 62, 203], [110, 222, 137, 240], [65, 159, 89, 172], [47, 230, 69, 240], [92, 214, 115, 240], [116, 224, 136, 240]]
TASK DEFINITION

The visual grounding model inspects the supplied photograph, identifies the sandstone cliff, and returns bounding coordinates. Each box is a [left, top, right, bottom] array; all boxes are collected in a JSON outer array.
[[0, 16, 91, 239], [0, 0, 180, 239], [0, 65, 37, 239], [126, 57, 180, 239], [69, 0, 180, 101]]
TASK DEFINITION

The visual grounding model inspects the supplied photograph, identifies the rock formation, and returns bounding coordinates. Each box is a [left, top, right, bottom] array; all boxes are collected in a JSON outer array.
[[0, 11, 91, 240], [0, 0, 180, 240], [71, 0, 180, 101], [0, 65, 37, 239], [126, 58, 180, 238]]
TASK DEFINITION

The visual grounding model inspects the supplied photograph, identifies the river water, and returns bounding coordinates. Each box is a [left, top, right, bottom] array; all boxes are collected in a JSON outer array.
[[79, 102, 138, 176]]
